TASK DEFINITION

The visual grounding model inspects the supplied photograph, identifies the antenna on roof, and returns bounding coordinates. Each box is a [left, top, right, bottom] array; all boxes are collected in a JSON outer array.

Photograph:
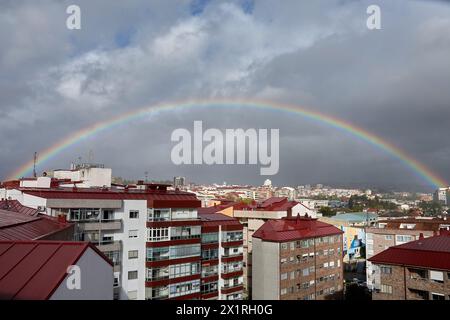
[[33, 152, 38, 178], [144, 171, 149, 182]]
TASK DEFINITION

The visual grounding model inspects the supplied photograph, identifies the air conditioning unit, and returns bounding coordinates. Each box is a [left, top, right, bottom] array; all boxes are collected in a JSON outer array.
[[37, 206, 46, 212]]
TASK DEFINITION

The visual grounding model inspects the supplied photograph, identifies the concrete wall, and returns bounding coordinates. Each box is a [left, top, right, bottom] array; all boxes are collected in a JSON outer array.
[[50, 247, 113, 300], [252, 238, 279, 300]]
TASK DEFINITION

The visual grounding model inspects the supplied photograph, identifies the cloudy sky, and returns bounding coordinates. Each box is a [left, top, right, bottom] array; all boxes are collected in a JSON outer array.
[[1, 0, 449, 191]]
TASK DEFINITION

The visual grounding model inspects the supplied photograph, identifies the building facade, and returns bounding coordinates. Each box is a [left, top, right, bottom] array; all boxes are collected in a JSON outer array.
[[368, 232, 450, 300], [366, 217, 450, 290], [252, 216, 344, 300]]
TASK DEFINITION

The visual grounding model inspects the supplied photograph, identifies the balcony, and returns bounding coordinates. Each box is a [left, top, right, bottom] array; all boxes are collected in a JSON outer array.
[[97, 240, 121, 252], [79, 220, 122, 231]]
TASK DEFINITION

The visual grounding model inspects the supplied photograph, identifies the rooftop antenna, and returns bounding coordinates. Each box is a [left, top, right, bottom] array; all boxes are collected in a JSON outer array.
[[88, 149, 94, 163], [144, 171, 149, 183], [33, 152, 38, 178]]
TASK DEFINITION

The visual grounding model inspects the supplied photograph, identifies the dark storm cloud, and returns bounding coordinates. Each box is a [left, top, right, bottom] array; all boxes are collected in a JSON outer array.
[[0, 0, 449, 191]]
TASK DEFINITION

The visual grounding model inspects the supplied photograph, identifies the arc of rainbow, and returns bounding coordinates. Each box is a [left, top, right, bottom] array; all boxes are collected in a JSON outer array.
[[6, 99, 447, 188]]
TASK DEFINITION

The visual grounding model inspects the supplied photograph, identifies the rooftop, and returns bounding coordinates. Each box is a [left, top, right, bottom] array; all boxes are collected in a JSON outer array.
[[253, 215, 343, 242], [368, 232, 450, 271], [199, 212, 242, 228], [329, 212, 378, 222], [0, 200, 39, 216], [0, 240, 112, 300], [0, 209, 73, 241]]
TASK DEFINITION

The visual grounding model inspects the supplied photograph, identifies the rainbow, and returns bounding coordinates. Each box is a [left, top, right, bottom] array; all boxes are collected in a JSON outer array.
[[6, 99, 448, 188]]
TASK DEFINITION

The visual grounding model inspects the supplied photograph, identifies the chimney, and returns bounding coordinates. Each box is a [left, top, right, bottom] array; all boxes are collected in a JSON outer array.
[[287, 207, 292, 218], [419, 233, 424, 239], [57, 214, 67, 224]]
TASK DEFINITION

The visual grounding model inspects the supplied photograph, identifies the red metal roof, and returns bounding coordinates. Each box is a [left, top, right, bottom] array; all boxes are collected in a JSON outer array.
[[20, 187, 198, 201], [0, 200, 39, 216], [0, 210, 73, 241], [0, 240, 112, 300], [232, 197, 300, 212], [368, 232, 450, 270], [253, 216, 343, 242]]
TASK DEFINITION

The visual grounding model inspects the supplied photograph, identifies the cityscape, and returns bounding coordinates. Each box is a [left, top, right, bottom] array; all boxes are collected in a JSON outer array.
[[0, 163, 449, 300], [1, 0, 450, 307]]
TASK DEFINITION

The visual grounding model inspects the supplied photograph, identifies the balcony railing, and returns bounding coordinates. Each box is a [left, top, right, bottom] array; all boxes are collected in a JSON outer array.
[[79, 220, 122, 231]]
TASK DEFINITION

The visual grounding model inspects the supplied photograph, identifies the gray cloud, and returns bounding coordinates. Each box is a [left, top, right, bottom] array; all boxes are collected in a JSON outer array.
[[0, 0, 449, 191]]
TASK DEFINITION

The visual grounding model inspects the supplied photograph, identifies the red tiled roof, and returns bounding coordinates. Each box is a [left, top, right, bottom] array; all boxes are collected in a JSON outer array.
[[368, 233, 450, 270], [0, 240, 112, 300], [0, 200, 39, 216], [0, 210, 73, 241], [253, 216, 343, 242], [233, 197, 301, 212]]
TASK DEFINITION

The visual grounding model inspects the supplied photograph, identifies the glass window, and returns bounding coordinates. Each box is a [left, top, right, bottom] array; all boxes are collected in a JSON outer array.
[[129, 210, 139, 219], [128, 250, 138, 259], [128, 270, 138, 280], [201, 232, 219, 244]]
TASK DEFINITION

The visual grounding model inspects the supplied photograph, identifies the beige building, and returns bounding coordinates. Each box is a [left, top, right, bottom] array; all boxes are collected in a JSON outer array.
[[252, 216, 344, 300]]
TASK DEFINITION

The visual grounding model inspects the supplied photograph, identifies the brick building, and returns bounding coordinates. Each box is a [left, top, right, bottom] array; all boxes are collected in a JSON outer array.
[[366, 217, 450, 290], [369, 231, 450, 300], [252, 215, 344, 300]]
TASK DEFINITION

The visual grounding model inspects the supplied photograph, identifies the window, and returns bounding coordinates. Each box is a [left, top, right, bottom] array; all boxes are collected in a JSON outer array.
[[146, 267, 169, 281], [281, 243, 288, 250], [170, 262, 200, 278], [409, 268, 427, 280], [113, 276, 119, 287], [380, 266, 392, 274], [202, 265, 218, 277], [147, 247, 169, 261], [430, 270, 444, 283], [170, 244, 201, 259], [148, 208, 170, 222], [431, 293, 445, 300], [280, 288, 287, 295], [147, 228, 169, 241], [201, 281, 218, 294], [222, 231, 243, 242], [290, 242, 295, 250], [281, 273, 288, 280], [127, 290, 138, 300], [169, 280, 200, 298], [129, 230, 138, 238], [384, 235, 393, 240], [380, 284, 393, 294], [290, 271, 295, 280], [202, 232, 219, 244], [396, 235, 413, 243], [147, 286, 169, 299], [104, 251, 121, 265], [128, 271, 138, 280], [129, 210, 139, 219], [302, 268, 309, 276], [202, 248, 218, 260], [128, 250, 139, 259], [171, 226, 201, 240]]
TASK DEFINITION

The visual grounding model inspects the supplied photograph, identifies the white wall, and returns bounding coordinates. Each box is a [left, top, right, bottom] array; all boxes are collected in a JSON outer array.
[[50, 247, 113, 300], [119, 199, 148, 300], [252, 238, 279, 300]]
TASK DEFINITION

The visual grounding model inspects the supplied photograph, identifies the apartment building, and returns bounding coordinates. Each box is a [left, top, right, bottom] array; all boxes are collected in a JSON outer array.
[[232, 197, 315, 297], [366, 217, 450, 290], [368, 231, 450, 300], [199, 211, 244, 300], [252, 215, 344, 300], [1, 180, 203, 300]]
